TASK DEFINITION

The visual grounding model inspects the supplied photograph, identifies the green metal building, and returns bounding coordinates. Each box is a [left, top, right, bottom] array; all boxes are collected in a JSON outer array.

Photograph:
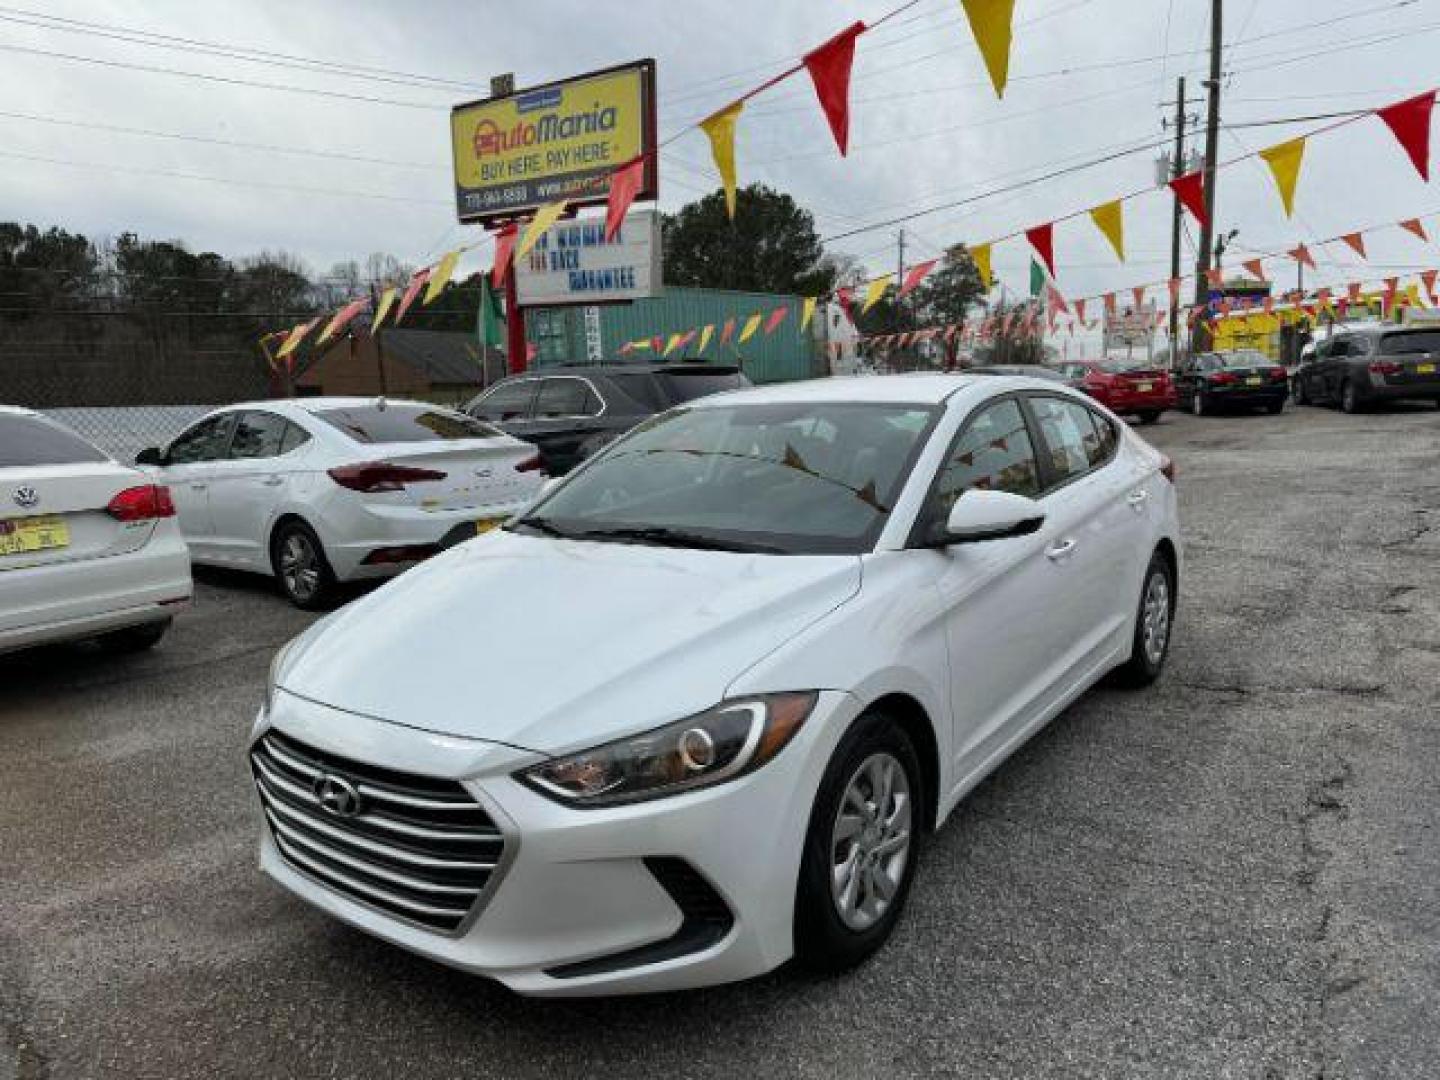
[[524, 286, 822, 384]]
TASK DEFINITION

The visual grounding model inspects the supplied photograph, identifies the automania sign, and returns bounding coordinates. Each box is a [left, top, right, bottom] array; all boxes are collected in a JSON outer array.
[[515, 210, 661, 306], [450, 61, 657, 224]]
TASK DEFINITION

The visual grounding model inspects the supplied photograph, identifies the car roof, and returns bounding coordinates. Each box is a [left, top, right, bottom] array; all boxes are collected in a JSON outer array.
[[218, 396, 449, 415], [685, 373, 1066, 408], [0, 404, 41, 417], [528, 363, 744, 377]]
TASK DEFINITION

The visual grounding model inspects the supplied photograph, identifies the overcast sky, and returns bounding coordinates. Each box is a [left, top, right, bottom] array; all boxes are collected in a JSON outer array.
[[3, 0, 1438, 332]]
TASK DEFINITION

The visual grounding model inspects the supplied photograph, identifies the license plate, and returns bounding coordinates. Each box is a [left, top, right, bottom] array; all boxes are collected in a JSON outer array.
[[1417, 362, 1436, 374], [1246, 376, 1263, 386], [1136, 382, 1153, 392], [474, 517, 505, 536], [0, 515, 69, 556]]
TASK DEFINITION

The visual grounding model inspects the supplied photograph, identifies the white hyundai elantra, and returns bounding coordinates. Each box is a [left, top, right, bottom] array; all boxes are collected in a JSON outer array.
[[140, 397, 544, 607], [250, 374, 1180, 995]]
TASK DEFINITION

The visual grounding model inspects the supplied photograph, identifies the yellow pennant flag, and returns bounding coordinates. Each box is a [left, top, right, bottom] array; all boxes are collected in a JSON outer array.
[[862, 274, 893, 313], [517, 201, 569, 262], [800, 296, 818, 330], [697, 324, 714, 353], [424, 249, 461, 305], [372, 285, 397, 329], [663, 332, 684, 357], [276, 318, 317, 359], [738, 312, 762, 343], [701, 101, 744, 219], [1088, 199, 1125, 262], [1259, 137, 1306, 218], [971, 242, 993, 289], [960, 0, 1016, 98]]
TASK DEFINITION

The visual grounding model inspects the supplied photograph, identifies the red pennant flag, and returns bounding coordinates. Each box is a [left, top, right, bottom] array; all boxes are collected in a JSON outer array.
[[720, 317, 736, 344], [898, 259, 938, 298], [1383, 276, 1399, 314], [1026, 223, 1056, 277], [1242, 258, 1266, 281], [1340, 231, 1367, 259], [1336, 298, 1350, 318], [1263, 296, 1275, 315], [1422, 268, 1438, 298], [677, 329, 697, 351], [803, 21, 866, 156], [764, 306, 788, 334], [1289, 244, 1316, 270], [1074, 298, 1087, 324], [836, 286, 856, 325], [1347, 282, 1362, 303], [1399, 217, 1429, 242], [1375, 91, 1435, 181], [1169, 170, 1208, 227], [651, 335, 664, 353], [492, 224, 519, 286], [605, 155, 646, 241], [1206, 266, 1223, 287], [1132, 286, 1146, 310], [395, 267, 431, 325], [1103, 292, 1116, 315], [1045, 283, 1069, 316]]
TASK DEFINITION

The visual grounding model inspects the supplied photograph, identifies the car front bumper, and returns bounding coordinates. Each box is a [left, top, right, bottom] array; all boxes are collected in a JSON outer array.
[[251, 687, 859, 996]]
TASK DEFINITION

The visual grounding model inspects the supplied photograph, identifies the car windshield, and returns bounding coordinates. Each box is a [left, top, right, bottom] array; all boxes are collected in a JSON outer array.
[[1379, 330, 1440, 355], [512, 401, 938, 555], [312, 403, 502, 443], [1099, 357, 1159, 372], [1218, 351, 1269, 369]]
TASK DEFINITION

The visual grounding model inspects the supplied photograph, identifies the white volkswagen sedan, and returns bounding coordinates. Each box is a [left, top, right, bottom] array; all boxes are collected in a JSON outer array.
[[140, 397, 544, 607], [250, 375, 1180, 995], [1, 406, 190, 654]]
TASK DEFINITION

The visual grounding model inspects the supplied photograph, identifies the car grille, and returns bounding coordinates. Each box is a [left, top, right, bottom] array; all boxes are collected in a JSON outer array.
[[250, 730, 505, 933]]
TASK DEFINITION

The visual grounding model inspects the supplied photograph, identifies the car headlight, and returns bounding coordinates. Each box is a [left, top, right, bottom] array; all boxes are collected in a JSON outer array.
[[517, 692, 818, 808]]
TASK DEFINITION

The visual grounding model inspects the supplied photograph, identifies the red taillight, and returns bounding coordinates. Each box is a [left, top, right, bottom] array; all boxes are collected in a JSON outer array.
[[1159, 455, 1176, 484], [107, 484, 176, 521], [327, 462, 447, 493], [1269, 367, 1288, 380], [514, 453, 545, 473], [1369, 360, 1402, 376], [1210, 372, 1238, 385]]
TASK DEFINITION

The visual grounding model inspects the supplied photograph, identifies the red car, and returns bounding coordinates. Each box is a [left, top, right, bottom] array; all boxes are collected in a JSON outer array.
[[1057, 360, 1178, 423]]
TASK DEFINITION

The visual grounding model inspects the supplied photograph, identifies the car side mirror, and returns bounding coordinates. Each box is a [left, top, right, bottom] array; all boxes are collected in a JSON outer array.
[[135, 446, 163, 466], [941, 490, 1045, 545]]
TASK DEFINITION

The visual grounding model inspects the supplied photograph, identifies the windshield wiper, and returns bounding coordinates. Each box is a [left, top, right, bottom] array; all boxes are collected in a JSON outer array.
[[510, 515, 574, 539], [572, 525, 782, 554]]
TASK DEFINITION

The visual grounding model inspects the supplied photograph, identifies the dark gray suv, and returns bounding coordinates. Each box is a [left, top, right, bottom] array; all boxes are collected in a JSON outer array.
[[1293, 326, 1440, 412]]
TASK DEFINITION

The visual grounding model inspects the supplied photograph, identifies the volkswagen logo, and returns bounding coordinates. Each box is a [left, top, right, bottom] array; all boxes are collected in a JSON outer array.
[[313, 773, 362, 818], [12, 486, 38, 509]]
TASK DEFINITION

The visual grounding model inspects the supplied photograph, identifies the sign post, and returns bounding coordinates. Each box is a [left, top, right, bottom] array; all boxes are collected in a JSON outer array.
[[450, 61, 657, 373]]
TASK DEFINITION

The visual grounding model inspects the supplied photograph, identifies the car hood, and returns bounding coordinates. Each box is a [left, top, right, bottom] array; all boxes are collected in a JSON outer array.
[[277, 530, 862, 754]]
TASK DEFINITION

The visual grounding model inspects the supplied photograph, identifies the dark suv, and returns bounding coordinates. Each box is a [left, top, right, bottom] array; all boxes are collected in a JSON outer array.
[[1293, 325, 1440, 412], [465, 362, 750, 474]]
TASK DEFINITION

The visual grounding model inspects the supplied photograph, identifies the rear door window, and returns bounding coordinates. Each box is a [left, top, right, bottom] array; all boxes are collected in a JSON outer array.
[[312, 404, 501, 444], [471, 381, 537, 421], [0, 412, 108, 467], [228, 411, 289, 459], [929, 399, 1042, 522], [1029, 397, 1103, 486], [1379, 330, 1440, 355], [533, 378, 597, 418], [279, 422, 311, 455]]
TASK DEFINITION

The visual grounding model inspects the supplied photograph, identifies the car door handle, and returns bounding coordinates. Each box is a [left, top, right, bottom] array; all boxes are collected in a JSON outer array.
[[1127, 489, 1149, 510], [1045, 538, 1078, 561]]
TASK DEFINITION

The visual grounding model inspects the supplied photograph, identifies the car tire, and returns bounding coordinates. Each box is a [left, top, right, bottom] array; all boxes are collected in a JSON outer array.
[[1191, 391, 1208, 417], [1293, 379, 1309, 406], [271, 520, 337, 610], [1112, 550, 1175, 689], [1265, 399, 1285, 415], [794, 711, 924, 974], [1340, 380, 1361, 414], [97, 617, 172, 653], [1137, 410, 1161, 425]]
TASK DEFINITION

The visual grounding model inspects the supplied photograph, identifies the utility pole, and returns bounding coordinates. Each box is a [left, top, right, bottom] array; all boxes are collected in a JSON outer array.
[[896, 228, 907, 332], [1167, 75, 1187, 365], [1192, 0, 1224, 350]]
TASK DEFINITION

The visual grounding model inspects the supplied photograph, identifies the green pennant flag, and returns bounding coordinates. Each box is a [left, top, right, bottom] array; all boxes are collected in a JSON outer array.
[[477, 272, 505, 350], [1029, 257, 1045, 298]]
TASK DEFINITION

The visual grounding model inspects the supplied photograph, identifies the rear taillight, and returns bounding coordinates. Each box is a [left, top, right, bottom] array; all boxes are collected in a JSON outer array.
[[1369, 360, 1402, 376], [1269, 367, 1288, 380], [327, 462, 447, 493], [514, 453, 545, 473], [1159, 455, 1176, 484], [1211, 372, 1238, 385], [107, 484, 176, 521]]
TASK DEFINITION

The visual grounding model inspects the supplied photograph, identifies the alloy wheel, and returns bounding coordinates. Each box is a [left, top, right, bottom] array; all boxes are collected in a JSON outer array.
[[1141, 569, 1171, 666], [830, 752, 912, 932], [279, 532, 321, 602]]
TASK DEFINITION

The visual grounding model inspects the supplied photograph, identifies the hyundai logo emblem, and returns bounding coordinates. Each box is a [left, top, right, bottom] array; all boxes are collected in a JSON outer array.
[[12, 486, 38, 509], [313, 773, 362, 818]]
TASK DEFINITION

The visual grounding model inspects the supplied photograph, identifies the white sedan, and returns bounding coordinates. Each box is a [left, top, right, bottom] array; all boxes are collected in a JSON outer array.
[[1, 406, 190, 654], [139, 397, 545, 608], [250, 374, 1180, 995]]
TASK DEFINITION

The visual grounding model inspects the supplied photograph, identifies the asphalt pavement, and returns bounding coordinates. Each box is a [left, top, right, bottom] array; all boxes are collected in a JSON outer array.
[[2, 401, 1438, 1079]]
